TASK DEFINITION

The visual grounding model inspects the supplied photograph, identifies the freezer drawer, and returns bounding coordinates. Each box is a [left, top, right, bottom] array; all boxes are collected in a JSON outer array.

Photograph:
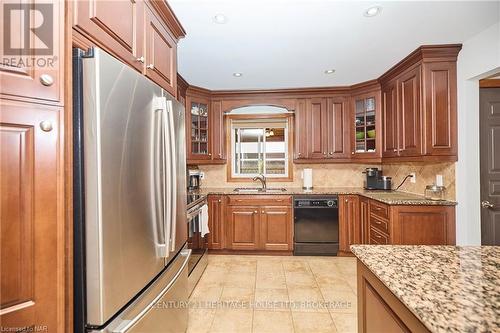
[[93, 248, 191, 333]]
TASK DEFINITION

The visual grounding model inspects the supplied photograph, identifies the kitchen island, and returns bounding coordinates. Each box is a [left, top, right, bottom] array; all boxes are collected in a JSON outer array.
[[351, 245, 500, 333]]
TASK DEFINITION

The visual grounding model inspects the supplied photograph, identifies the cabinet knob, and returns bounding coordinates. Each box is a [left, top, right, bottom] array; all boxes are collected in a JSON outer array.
[[351, 151, 355, 155], [329, 152, 333, 155], [218, 199, 222, 203], [146, 64, 154, 69], [40, 74, 54, 86], [209, 153, 212, 156], [298, 152, 302, 156], [136, 56, 145, 63], [323, 152, 327, 155], [39, 120, 53, 132], [254, 210, 258, 214], [261, 210, 265, 213], [393, 149, 397, 152], [218, 153, 222, 157]]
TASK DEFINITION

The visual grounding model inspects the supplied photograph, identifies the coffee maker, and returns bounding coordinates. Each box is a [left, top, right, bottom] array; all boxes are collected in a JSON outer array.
[[363, 168, 392, 190], [188, 169, 202, 191]]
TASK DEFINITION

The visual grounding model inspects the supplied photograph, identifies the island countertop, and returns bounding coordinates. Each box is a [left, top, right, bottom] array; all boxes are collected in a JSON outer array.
[[197, 187, 457, 206], [350, 245, 500, 333]]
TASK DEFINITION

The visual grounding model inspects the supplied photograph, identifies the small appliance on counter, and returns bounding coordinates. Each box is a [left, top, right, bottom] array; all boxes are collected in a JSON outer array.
[[302, 168, 313, 190], [363, 168, 392, 190], [188, 169, 202, 190]]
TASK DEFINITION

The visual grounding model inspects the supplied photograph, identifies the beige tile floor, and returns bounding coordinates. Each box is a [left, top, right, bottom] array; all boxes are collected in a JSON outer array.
[[188, 255, 358, 333]]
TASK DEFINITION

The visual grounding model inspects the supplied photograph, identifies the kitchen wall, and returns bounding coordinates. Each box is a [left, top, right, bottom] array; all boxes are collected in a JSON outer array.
[[197, 162, 456, 200]]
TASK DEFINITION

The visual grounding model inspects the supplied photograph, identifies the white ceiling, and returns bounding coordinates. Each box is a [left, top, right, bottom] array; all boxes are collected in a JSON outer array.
[[169, 0, 500, 90]]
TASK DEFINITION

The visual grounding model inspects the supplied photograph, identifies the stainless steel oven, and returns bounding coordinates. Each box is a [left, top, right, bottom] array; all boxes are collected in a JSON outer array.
[[186, 195, 208, 294]]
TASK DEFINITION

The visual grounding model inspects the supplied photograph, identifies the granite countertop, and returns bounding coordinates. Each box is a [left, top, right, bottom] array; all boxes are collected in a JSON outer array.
[[351, 245, 500, 333], [196, 187, 457, 206]]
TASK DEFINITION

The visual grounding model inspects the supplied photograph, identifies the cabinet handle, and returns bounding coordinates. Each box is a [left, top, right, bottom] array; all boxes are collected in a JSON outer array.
[[136, 56, 145, 63], [40, 74, 54, 86], [39, 120, 53, 132], [146, 64, 154, 69]]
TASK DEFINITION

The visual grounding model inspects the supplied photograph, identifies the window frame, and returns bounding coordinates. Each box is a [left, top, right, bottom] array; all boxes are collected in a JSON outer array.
[[226, 113, 294, 182]]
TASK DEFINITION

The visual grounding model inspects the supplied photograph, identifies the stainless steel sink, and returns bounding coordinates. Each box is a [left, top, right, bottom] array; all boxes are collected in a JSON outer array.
[[233, 187, 287, 193]]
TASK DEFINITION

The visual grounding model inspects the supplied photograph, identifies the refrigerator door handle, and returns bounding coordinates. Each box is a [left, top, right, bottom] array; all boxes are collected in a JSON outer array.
[[152, 104, 168, 258], [165, 100, 177, 252], [161, 100, 172, 259], [110, 249, 192, 333]]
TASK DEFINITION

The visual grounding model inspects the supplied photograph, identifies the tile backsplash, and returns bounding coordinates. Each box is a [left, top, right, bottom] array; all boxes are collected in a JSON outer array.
[[197, 162, 456, 200]]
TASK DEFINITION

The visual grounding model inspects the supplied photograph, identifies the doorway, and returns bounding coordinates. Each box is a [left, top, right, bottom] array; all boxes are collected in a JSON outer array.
[[479, 77, 500, 245]]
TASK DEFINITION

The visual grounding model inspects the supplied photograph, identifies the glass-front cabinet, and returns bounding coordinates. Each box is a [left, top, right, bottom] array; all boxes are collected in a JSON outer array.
[[190, 101, 209, 155], [352, 92, 381, 159]]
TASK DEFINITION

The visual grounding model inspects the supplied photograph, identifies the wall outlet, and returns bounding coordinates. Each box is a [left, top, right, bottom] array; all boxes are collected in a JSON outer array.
[[200, 171, 205, 180], [410, 172, 416, 183]]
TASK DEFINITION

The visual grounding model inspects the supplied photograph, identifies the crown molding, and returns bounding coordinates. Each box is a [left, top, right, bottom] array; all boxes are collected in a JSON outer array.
[[148, 0, 187, 40]]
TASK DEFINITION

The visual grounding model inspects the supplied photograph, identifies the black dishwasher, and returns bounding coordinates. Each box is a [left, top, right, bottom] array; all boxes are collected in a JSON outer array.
[[294, 196, 339, 256]]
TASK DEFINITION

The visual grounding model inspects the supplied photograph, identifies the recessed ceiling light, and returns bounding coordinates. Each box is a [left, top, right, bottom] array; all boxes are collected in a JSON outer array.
[[324, 69, 335, 74], [213, 14, 228, 24], [233, 72, 243, 77], [364, 5, 382, 17]]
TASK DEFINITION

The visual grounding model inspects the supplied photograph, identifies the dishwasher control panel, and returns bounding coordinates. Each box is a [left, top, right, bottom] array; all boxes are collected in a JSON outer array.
[[294, 196, 338, 208]]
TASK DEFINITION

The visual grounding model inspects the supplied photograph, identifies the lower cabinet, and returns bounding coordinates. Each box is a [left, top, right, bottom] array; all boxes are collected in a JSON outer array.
[[207, 195, 293, 251], [339, 195, 456, 254], [226, 206, 261, 250], [207, 195, 225, 249]]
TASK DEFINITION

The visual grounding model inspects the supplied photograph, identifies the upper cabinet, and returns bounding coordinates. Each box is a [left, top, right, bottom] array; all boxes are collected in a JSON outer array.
[[0, 0, 65, 104], [294, 97, 349, 162], [379, 45, 461, 162], [73, 0, 185, 96], [350, 84, 382, 161], [185, 90, 226, 165], [144, 4, 177, 96]]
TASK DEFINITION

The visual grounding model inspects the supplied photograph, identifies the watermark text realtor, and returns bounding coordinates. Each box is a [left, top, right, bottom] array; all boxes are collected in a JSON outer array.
[[2, 2, 57, 68]]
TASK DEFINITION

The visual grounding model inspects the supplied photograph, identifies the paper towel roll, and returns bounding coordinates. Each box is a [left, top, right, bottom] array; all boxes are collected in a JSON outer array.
[[303, 168, 313, 189]]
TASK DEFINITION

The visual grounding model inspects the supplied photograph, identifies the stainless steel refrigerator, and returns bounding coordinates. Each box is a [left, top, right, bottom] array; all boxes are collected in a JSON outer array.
[[73, 48, 190, 333]]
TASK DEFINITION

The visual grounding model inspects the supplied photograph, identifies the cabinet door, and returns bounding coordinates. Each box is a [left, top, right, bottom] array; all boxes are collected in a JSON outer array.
[[326, 98, 349, 158], [207, 195, 225, 249], [294, 99, 308, 159], [359, 197, 370, 244], [186, 96, 211, 161], [0, 0, 64, 104], [227, 206, 260, 250], [422, 62, 457, 157], [210, 99, 225, 161], [144, 5, 177, 96], [0, 100, 64, 331], [260, 206, 293, 251], [74, 0, 144, 72], [339, 195, 360, 253], [398, 66, 422, 157], [307, 98, 328, 159], [382, 81, 399, 157]]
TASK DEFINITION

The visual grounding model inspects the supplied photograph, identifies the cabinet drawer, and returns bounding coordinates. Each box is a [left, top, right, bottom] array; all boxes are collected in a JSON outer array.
[[227, 195, 292, 206], [369, 214, 390, 235], [369, 227, 390, 245], [369, 200, 390, 220]]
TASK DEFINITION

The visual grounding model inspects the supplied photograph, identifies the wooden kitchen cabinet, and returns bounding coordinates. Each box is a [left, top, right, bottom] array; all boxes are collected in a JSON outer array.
[[144, 4, 177, 97], [302, 97, 349, 161], [339, 195, 360, 254], [0, 0, 64, 104], [260, 206, 293, 251], [359, 196, 370, 244], [226, 206, 261, 250], [294, 99, 308, 160], [74, 0, 145, 72], [380, 45, 461, 162], [397, 65, 422, 157], [185, 93, 226, 165], [351, 91, 381, 160], [207, 195, 225, 249], [382, 80, 399, 157], [0, 99, 65, 331], [224, 195, 293, 251]]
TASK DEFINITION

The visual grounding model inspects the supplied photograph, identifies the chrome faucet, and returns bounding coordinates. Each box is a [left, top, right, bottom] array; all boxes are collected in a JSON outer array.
[[253, 174, 267, 190]]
